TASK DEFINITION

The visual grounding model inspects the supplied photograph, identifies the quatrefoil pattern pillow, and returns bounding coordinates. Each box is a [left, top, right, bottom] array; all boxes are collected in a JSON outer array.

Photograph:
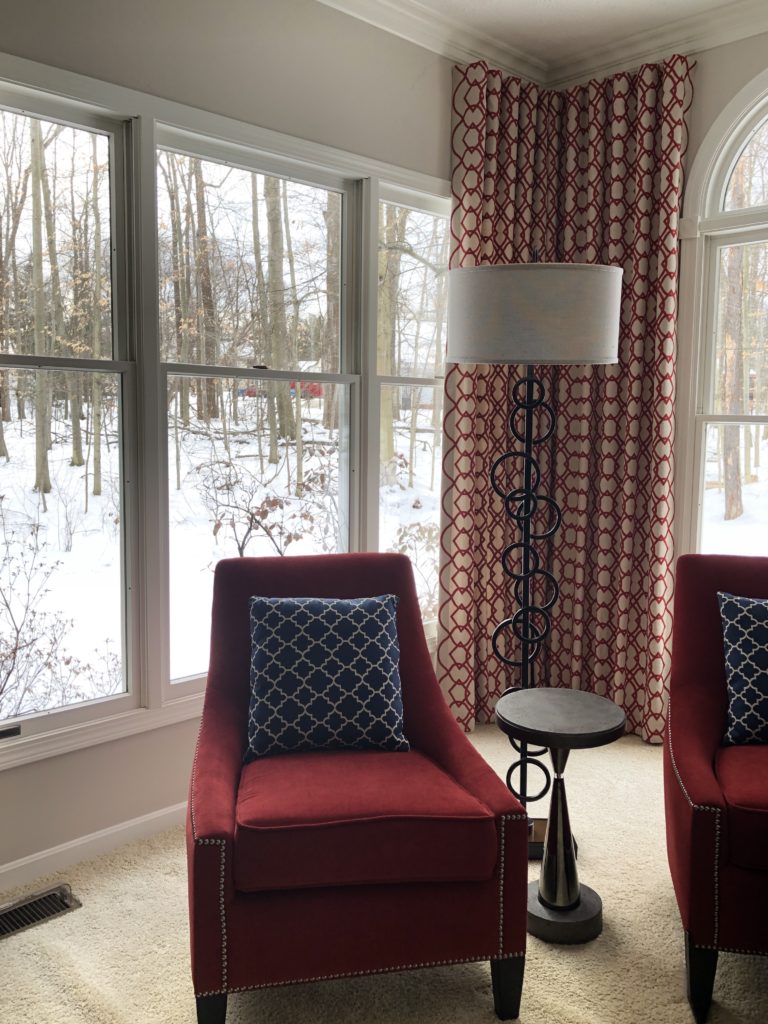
[[244, 594, 410, 761], [718, 591, 768, 745]]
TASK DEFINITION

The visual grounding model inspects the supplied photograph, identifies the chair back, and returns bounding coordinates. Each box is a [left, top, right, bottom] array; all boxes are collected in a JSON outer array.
[[672, 553, 768, 743], [206, 552, 437, 736]]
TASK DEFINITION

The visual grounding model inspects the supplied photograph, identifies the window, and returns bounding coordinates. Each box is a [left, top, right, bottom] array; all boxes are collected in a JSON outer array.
[[692, 107, 768, 557], [0, 106, 134, 730], [157, 146, 353, 683], [0, 62, 450, 765], [376, 194, 448, 627]]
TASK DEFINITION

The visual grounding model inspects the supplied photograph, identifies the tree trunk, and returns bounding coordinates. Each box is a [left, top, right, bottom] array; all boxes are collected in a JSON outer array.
[[377, 204, 409, 483], [91, 136, 103, 495], [30, 120, 51, 496], [0, 381, 7, 459], [165, 155, 191, 423], [251, 175, 279, 464], [193, 159, 218, 419], [265, 175, 294, 438], [721, 160, 745, 521], [282, 181, 303, 495]]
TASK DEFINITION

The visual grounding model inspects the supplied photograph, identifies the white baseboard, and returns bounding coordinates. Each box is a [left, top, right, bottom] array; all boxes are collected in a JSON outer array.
[[0, 801, 188, 894]]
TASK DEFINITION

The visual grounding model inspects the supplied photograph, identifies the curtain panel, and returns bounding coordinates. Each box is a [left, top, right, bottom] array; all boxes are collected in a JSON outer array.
[[438, 56, 694, 742]]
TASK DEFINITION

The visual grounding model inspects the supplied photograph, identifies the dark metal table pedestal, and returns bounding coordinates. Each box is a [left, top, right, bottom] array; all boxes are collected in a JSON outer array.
[[496, 688, 625, 945]]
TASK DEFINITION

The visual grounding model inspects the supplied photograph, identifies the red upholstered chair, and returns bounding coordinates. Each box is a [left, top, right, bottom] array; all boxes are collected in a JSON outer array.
[[187, 553, 528, 1024], [664, 553, 768, 1023]]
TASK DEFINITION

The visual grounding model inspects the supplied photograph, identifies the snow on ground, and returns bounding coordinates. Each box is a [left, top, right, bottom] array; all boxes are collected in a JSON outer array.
[[9, 391, 761, 720], [700, 433, 768, 556]]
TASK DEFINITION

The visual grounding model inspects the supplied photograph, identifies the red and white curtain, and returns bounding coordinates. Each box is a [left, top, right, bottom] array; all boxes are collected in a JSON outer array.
[[437, 56, 694, 742]]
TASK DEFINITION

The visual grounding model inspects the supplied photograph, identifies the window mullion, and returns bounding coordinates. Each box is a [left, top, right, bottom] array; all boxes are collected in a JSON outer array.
[[130, 115, 168, 710], [360, 176, 381, 553]]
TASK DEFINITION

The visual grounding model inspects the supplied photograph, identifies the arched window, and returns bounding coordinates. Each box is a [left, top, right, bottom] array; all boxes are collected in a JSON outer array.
[[687, 88, 768, 556]]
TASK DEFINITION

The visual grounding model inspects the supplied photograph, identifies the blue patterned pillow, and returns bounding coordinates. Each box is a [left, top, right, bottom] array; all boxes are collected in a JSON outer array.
[[244, 594, 410, 761], [718, 592, 768, 746]]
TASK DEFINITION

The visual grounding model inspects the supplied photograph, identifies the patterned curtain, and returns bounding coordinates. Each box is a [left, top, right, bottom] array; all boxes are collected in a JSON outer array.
[[437, 56, 694, 742]]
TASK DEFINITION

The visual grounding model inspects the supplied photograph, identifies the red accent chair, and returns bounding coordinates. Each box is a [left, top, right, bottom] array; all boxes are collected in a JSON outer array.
[[664, 554, 768, 1023], [187, 553, 528, 1024]]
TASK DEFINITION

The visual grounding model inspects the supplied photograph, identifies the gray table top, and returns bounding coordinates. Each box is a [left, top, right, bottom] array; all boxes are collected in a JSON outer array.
[[495, 687, 626, 750]]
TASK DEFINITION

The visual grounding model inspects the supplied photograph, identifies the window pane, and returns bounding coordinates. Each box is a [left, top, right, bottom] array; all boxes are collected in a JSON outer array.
[[377, 202, 448, 378], [723, 116, 768, 211], [379, 384, 442, 622], [0, 110, 112, 361], [0, 369, 124, 721], [712, 240, 768, 416], [700, 423, 768, 556], [157, 151, 341, 373], [168, 374, 347, 680]]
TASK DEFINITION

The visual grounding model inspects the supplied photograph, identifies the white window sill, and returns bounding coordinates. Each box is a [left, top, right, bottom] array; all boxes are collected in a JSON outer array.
[[0, 693, 204, 772]]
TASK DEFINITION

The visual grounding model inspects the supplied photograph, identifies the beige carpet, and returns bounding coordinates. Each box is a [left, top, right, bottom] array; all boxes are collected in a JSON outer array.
[[1, 727, 767, 1024]]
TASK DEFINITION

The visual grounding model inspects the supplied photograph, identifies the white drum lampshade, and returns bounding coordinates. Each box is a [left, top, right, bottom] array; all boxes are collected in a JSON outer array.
[[447, 263, 623, 366]]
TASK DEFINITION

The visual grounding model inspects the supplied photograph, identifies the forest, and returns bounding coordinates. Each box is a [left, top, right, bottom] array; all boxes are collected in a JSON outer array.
[[0, 109, 448, 718]]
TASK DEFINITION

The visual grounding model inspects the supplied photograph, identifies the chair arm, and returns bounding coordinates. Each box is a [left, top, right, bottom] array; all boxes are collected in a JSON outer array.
[[186, 687, 244, 995], [410, 684, 525, 818], [665, 691, 725, 813], [188, 687, 244, 843], [664, 695, 726, 947]]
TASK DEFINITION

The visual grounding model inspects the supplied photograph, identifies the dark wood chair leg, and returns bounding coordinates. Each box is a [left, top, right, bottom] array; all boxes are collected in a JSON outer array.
[[685, 932, 718, 1024], [491, 956, 525, 1020], [196, 993, 227, 1024]]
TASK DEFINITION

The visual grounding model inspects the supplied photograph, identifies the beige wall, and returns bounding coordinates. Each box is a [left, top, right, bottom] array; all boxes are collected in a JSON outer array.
[[686, 30, 768, 178], [0, 720, 198, 866], [2, 4, 768, 873], [0, 0, 452, 181]]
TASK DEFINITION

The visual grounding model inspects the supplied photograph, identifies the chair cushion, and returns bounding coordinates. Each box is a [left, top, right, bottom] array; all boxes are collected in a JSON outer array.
[[717, 592, 768, 745], [244, 594, 409, 761], [715, 746, 768, 871], [234, 749, 498, 892]]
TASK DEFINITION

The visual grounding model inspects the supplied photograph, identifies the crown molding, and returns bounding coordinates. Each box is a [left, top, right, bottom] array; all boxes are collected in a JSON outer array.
[[315, 0, 545, 82], [316, 0, 768, 88], [546, 0, 768, 89]]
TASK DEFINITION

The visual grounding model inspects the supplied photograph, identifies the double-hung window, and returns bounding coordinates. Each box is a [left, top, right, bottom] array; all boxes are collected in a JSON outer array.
[[373, 188, 449, 631], [156, 137, 357, 685], [0, 99, 137, 736], [692, 106, 768, 556], [0, 66, 450, 764]]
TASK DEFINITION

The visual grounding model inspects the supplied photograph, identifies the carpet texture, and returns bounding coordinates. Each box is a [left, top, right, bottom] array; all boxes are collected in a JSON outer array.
[[1, 728, 766, 1023]]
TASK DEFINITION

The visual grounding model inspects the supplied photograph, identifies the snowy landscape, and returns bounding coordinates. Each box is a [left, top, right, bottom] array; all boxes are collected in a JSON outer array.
[[4, 102, 764, 726], [0, 115, 447, 719]]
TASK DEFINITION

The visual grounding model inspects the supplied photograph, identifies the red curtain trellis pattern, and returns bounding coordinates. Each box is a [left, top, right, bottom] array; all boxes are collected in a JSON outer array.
[[437, 56, 694, 742]]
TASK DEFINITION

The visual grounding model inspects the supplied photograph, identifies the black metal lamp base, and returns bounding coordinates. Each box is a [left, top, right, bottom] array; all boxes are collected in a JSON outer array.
[[527, 880, 603, 944]]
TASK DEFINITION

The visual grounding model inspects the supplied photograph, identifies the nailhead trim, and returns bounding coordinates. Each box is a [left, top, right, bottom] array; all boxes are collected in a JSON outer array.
[[695, 944, 768, 956], [189, 717, 205, 843], [498, 815, 507, 956], [194, 952, 525, 997], [195, 837, 228, 991], [667, 701, 721, 946]]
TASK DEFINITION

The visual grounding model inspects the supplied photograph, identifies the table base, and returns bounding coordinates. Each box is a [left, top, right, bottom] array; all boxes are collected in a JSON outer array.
[[527, 881, 602, 944], [527, 816, 547, 860], [528, 818, 579, 861]]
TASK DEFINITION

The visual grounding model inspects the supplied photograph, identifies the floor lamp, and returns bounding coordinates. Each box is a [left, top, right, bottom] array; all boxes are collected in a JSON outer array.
[[446, 262, 623, 853]]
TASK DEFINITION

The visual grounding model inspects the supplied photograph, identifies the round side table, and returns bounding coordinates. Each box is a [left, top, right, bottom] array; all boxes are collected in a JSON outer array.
[[496, 687, 625, 944]]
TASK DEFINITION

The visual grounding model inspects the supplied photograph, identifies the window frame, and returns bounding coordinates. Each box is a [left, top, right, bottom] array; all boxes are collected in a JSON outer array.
[[676, 70, 768, 561], [0, 53, 449, 770], [0, 95, 142, 741], [371, 185, 450, 639]]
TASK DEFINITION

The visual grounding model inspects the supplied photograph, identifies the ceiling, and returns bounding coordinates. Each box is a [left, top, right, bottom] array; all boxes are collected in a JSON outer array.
[[315, 0, 768, 86]]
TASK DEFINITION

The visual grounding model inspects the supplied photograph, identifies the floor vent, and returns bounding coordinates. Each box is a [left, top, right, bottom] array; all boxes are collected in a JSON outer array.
[[0, 884, 81, 939]]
